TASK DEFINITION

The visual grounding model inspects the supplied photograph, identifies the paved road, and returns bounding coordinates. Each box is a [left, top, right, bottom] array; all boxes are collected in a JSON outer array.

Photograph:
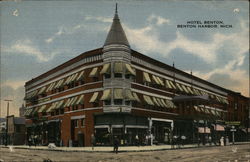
[[0, 144, 250, 162]]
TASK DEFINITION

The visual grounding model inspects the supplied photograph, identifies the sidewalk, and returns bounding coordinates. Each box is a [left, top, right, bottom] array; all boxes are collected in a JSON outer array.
[[1, 142, 249, 152]]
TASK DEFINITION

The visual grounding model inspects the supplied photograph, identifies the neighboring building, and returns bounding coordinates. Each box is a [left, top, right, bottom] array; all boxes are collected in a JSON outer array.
[[23, 7, 250, 147], [0, 118, 6, 145], [0, 116, 26, 145], [19, 104, 25, 117]]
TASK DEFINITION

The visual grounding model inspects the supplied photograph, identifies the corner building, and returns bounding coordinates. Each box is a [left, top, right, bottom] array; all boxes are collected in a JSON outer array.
[[24, 8, 250, 147]]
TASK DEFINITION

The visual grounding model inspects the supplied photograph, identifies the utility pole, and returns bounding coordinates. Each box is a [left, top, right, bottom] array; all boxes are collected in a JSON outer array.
[[4, 99, 13, 146]]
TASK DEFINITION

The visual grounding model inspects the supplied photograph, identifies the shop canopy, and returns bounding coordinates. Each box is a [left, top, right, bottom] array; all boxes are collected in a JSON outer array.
[[100, 63, 111, 74]]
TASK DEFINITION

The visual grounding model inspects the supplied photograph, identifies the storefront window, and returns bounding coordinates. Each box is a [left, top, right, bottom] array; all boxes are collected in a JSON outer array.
[[114, 73, 122, 78], [104, 100, 111, 105]]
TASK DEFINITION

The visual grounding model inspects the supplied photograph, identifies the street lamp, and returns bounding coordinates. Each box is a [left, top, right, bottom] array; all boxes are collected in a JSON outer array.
[[4, 99, 13, 146]]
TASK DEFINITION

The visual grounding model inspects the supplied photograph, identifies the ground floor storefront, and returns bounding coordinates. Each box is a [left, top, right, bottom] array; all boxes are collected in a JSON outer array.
[[25, 113, 250, 147]]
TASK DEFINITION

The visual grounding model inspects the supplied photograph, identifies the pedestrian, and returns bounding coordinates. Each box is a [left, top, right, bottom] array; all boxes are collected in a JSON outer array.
[[91, 134, 95, 150], [113, 136, 119, 154], [208, 136, 212, 146], [172, 136, 177, 149], [181, 135, 186, 147], [135, 134, 139, 146], [28, 137, 32, 147], [220, 136, 224, 146], [226, 136, 229, 146], [198, 137, 201, 147]]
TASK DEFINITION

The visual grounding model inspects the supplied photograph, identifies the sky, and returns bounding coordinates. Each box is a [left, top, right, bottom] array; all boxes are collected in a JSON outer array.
[[0, 0, 249, 117]]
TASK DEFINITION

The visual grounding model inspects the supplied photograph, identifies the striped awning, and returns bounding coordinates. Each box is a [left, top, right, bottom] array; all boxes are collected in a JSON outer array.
[[75, 95, 84, 105], [38, 86, 46, 95], [186, 86, 194, 94], [54, 79, 64, 89], [55, 100, 64, 109], [160, 99, 168, 108], [143, 72, 151, 83], [68, 73, 79, 84], [165, 80, 172, 89], [70, 96, 79, 106], [38, 105, 47, 113], [76, 71, 84, 81], [89, 92, 99, 103], [100, 89, 112, 100], [157, 77, 164, 86], [176, 83, 184, 92], [181, 85, 189, 93], [114, 62, 123, 73], [100, 63, 111, 74], [132, 92, 140, 102], [153, 97, 161, 107], [125, 89, 136, 101], [169, 80, 177, 89], [152, 75, 161, 85], [125, 64, 136, 75], [114, 89, 123, 99], [143, 95, 154, 106], [24, 108, 33, 116], [89, 67, 98, 77], [46, 102, 58, 112]]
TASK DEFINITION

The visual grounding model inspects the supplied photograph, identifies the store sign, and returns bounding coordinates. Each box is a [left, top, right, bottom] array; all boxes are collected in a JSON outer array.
[[225, 121, 241, 126], [103, 107, 131, 113]]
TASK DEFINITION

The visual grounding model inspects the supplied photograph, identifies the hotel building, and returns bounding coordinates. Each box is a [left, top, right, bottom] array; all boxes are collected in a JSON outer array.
[[24, 7, 249, 147]]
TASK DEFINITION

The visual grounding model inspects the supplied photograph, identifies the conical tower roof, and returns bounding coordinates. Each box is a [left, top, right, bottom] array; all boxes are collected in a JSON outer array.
[[104, 5, 129, 47]]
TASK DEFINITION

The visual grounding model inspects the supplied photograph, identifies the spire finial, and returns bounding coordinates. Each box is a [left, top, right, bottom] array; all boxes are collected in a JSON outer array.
[[115, 3, 118, 14]]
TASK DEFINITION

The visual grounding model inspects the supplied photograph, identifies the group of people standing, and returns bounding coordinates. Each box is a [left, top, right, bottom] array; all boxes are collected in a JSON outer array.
[[171, 135, 186, 149]]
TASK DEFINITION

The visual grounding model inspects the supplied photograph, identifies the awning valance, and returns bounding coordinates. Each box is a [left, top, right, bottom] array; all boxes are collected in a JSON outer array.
[[143, 95, 154, 106], [75, 95, 84, 105], [143, 72, 151, 83], [90, 92, 99, 103], [125, 64, 136, 75], [198, 127, 211, 133], [125, 89, 136, 101], [213, 124, 225, 131], [100, 63, 111, 74], [132, 92, 140, 102], [101, 89, 111, 100], [114, 62, 123, 73], [89, 67, 98, 77], [114, 89, 123, 99]]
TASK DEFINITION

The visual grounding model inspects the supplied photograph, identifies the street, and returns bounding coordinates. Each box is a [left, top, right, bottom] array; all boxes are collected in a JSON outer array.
[[0, 144, 250, 162]]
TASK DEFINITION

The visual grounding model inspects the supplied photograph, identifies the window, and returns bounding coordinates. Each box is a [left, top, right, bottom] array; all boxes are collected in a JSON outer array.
[[81, 119, 85, 127], [74, 120, 78, 128], [125, 100, 131, 106], [104, 100, 111, 105], [60, 109, 64, 114], [104, 74, 111, 79], [114, 99, 123, 105], [114, 73, 122, 78]]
